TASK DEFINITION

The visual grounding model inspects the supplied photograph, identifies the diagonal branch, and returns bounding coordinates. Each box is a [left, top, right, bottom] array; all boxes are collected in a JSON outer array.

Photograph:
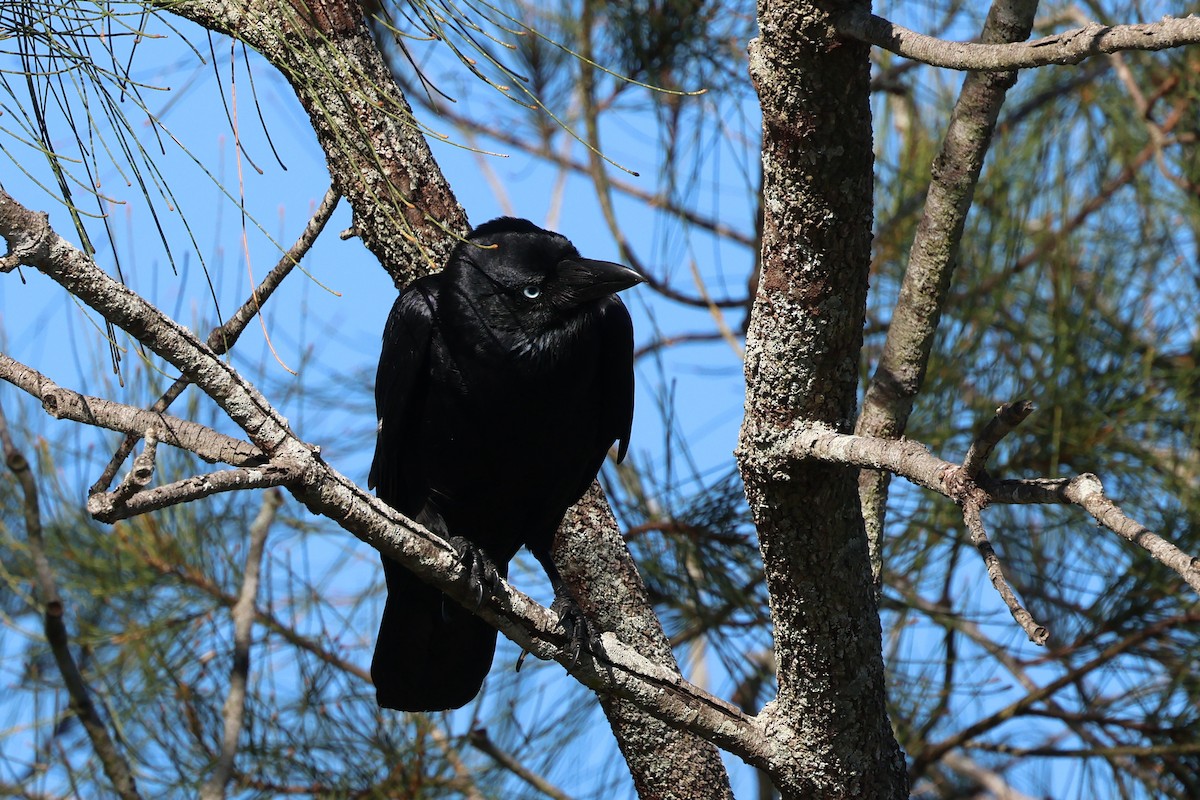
[[91, 186, 340, 494], [961, 399, 1035, 477], [840, 10, 1200, 71], [158, 0, 467, 287], [0, 185, 771, 774], [962, 501, 1048, 644], [993, 474, 1200, 594], [855, 0, 1038, 587]]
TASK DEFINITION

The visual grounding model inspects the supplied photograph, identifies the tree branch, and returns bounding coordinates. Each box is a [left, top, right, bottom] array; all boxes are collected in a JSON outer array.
[[0, 401, 143, 800], [856, 0, 1038, 589], [0, 353, 265, 467], [962, 502, 1048, 644], [91, 186, 340, 494], [0, 185, 770, 774], [783, 415, 1200, 598], [840, 10, 1200, 71], [961, 399, 1035, 478], [201, 488, 282, 800], [87, 464, 299, 523], [993, 474, 1200, 594]]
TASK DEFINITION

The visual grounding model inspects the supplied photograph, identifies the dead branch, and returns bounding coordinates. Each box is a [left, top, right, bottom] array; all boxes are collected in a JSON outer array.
[[87, 464, 299, 523], [0, 353, 265, 466], [841, 11, 1200, 71], [781, 410, 1200, 601], [962, 502, 1048, 644], [92, 187, 340, 493]]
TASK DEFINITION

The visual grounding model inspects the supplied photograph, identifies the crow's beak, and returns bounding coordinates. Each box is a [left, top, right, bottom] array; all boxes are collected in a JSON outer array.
[[557, 258, 645, 303]]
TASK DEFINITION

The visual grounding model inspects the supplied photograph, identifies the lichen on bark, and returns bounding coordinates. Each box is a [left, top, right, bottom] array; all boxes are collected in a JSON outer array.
[[738, 1, 908, 796]]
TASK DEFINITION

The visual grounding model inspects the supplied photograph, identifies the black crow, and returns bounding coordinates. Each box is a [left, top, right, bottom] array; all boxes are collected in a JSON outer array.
[[368, 217, 642, 711]]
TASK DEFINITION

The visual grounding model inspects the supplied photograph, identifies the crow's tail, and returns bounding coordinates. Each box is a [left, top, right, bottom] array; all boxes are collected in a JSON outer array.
[[371, 554, 500, 712]]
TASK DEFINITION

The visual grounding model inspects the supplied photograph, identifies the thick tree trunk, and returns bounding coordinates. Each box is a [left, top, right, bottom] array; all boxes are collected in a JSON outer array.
[[738, 1, 908, 796], [559, 484, 734, 800]]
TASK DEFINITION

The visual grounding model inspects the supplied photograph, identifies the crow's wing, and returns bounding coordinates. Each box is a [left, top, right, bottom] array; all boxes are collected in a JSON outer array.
[[598, 294, 636, 464], [369, 276, 439, 516]]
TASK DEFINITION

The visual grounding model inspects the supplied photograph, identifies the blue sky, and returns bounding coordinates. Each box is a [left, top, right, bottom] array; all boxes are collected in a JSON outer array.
[[0, 7, 760, 796], [5, 3, 1191, 798]]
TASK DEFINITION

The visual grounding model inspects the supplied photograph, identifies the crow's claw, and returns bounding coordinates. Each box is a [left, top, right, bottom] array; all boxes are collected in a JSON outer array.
[[550, 593, 597, 670], [449, 536, 501, 611]]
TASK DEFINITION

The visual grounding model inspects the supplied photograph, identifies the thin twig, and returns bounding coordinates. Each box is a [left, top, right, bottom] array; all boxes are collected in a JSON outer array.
[[0, 401, 143, 800], [633, 331, 728, 361], [991, 474, 1200, 594], [467, 728, 575, 800], [91, 186, 340, 494], [961, 501, 1048, 644], [938, 752, 1042, 800], [87, 464, 298, 523], [201, 488, 283, 800], [961, 400, 1034, 478]]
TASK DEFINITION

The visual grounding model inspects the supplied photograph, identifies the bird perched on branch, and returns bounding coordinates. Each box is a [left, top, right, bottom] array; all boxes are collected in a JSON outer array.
[[369, 216, 642, 711]]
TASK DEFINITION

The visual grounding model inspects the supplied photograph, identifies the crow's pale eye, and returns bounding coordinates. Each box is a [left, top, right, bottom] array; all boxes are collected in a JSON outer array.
[[522, 285, 541, 299]]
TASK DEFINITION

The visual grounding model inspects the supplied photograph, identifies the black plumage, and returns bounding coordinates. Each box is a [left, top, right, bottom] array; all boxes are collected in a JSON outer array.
[[368, 217, 642, 711]]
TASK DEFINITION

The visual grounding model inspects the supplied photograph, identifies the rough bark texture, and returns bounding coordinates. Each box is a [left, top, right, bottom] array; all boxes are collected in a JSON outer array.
[[739, 1, 908, 797], [855, 0, 1038, 586], [558, 484, 735, 800], [166, 0, 467, 286]]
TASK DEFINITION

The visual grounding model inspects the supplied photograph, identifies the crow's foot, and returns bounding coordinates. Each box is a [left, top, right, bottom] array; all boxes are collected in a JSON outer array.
[[449, 536, 502, 611], [550, 592, 597, 671]]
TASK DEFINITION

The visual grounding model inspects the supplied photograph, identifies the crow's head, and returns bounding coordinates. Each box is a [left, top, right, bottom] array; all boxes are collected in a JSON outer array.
[[445, 217, 643, 336]]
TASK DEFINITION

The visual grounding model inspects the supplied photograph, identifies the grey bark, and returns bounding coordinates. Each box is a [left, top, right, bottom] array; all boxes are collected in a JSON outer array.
[[841, 10, 1200, 71], [854, 0, 1038, 587], [738, 1, 908, 797], [559, 484, 735, 800]]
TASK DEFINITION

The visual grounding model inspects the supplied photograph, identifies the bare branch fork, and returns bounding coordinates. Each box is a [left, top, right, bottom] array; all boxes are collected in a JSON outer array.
[[774, 401, 1200, 636], [90, 186, 340, 495], [839, 10, 1200, 71], [0, 187, 776, 772]]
